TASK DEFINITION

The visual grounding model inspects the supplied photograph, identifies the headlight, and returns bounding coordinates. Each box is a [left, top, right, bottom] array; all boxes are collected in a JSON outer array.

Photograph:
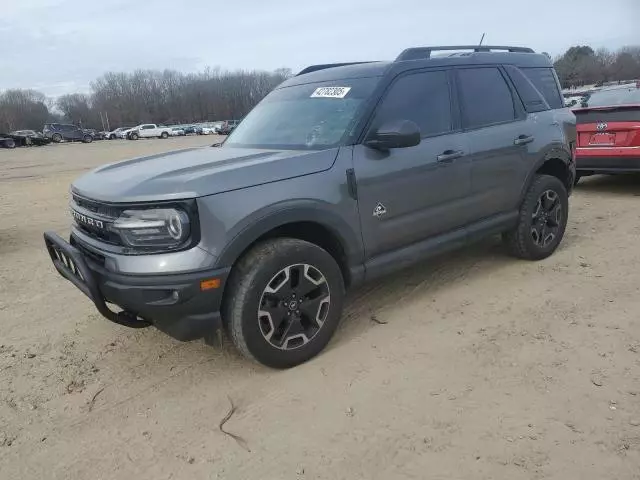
[[111, 208, 191, 248]]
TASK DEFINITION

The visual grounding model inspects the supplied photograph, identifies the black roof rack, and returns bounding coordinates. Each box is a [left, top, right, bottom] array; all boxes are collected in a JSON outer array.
[[296, 62, 374, 76], [395, 45, 535, 61]]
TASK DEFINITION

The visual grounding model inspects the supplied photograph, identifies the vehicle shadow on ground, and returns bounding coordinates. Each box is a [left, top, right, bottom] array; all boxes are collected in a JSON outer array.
[[577, 174, 640, 195], [331, 237, 517, 348], [99, 233, 580, 379]]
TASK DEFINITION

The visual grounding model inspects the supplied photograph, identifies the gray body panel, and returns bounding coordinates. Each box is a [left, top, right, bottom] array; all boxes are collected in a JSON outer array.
[[72, 146, 339, 203]]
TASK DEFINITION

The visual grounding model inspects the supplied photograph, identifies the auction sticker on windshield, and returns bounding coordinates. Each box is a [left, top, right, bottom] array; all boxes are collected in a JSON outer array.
[[310, 87, 351, 99]]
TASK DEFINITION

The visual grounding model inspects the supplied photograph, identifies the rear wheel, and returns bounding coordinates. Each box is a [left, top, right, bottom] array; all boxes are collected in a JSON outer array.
[[160, 131, 169, 139], [224, 239, 345, 368], [109, 134, 116, 140], [503, 174, 568, 260], [52, 133, 62, 143], [2, 138, 16, 149]]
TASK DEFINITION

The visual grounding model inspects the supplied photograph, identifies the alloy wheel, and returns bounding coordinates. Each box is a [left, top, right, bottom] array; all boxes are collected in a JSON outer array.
[[258, 263, 331, 350], [531, 189, 562, 247]]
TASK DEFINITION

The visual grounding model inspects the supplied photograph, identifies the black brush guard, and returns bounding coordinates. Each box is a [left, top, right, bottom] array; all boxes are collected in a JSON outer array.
[[43, 231, 151, 329]]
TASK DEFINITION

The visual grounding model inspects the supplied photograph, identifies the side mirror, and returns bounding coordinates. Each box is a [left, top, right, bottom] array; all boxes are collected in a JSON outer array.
[[365, 120, 421, 151]]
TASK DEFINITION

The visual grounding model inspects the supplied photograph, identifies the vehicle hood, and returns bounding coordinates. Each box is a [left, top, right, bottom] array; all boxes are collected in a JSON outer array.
[[72, 146, 339, 202]]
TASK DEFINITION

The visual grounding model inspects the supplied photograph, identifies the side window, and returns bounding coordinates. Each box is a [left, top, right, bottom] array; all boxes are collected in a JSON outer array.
[[142, 125, 153, 130], [372, 70, 452, 137], [503, 65, 549, 113], [457, 67, 516, 129], [521, 68, 563, 109]]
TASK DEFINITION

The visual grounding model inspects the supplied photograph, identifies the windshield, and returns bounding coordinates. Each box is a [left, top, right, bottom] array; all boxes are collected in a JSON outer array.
[[583, 87, 640, 107], [225, 77, 379, 149]]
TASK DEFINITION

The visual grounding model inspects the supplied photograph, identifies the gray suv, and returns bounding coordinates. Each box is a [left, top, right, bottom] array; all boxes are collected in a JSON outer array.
[[44, 45, 576, 368]]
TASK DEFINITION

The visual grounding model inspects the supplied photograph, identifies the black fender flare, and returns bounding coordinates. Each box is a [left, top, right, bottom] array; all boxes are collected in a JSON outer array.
[[519, 145, 572, 201], [215, 203, 365, 279]]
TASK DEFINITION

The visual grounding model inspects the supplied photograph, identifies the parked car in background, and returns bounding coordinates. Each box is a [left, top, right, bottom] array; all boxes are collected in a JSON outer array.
[[211, 121, 224, 133], [182, 125, 197, 135], [43, 123, 94, 143], [573, 84, 640, 183], [196, 125, 215, 135], [118, 127, 136, 139], [9, 130, 51, 146], [106, 127, 130, 140], [564, 96, 584, 108], [170, 127, 186, 136], [0, 134, 17, 148], [128, 124, 172, 140], [83, 129, 105, 140], [217, 120, 240, 135]]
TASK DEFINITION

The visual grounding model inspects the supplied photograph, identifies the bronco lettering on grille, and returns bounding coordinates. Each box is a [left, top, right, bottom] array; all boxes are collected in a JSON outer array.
[[71, 209, 105, 229]]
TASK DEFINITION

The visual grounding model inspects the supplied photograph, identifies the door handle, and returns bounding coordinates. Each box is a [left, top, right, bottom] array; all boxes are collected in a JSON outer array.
[[514, 135, 534, 145], [436, 150, 465, 163]]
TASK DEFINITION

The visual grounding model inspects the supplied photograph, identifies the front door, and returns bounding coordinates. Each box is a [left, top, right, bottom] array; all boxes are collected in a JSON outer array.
[[352, 69, 471, 260]]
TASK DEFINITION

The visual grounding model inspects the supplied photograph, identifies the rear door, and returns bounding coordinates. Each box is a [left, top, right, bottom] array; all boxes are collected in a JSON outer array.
[[455, 66, 531, 219], [353, 68, 471, 259], [139, 124, 156, 137], [65, 125, 83, 140]]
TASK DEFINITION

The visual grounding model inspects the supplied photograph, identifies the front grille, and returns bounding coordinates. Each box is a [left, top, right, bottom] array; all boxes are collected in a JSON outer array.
[[71, 193, 124, 246], [72, 194, 122, 219]]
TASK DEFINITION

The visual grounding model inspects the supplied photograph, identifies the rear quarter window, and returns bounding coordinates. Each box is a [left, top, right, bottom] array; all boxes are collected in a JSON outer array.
[[521, 67, 563, 110]]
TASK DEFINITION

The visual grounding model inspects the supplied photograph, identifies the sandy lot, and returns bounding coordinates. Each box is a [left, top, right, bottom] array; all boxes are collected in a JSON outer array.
[[1, 137, 639, 479]]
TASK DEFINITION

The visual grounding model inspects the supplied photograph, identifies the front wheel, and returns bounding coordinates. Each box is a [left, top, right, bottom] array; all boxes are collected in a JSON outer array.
[[82, 135, 93, 143], [52, 133, 63, 143], [130, 133, 139, 140], [503, 174, 568, 260], [2, 138, 16, 149], [224, 239, 345, 368]]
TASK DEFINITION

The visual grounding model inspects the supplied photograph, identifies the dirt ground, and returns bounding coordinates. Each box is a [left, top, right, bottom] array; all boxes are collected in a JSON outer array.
[[1, 137, 639, 479]]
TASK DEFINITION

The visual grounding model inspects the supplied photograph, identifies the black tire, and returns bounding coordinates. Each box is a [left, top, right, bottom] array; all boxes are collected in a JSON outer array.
[[52, 133, 63, 143], [83, 135, 93, 143], [503, 174, 568, 261], [2, 138, 16, 149], [160, 131, 169, 139], [130, 132, 139, 140], [224, 238, 345, 368], [109, 134, 116, 140]]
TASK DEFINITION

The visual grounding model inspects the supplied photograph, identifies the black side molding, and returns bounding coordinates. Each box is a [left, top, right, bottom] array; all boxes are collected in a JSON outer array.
[[346, 168, 358, 200]]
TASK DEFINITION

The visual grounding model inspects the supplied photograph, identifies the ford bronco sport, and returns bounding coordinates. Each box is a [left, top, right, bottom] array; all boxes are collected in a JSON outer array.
[[44, 45, 576, 368]]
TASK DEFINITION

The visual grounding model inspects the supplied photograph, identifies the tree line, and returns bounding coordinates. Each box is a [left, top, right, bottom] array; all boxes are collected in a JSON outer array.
[[1, 44, 639, 132], [0, 67, 291, 132], [553, 45, 640, 88]]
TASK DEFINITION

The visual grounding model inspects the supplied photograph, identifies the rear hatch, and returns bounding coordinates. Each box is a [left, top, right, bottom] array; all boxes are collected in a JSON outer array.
[[574, 87, 640, 156]]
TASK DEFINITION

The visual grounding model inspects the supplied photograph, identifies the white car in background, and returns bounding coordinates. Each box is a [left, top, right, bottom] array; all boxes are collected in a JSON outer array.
[[170, 127, 185, 136], [199, 125, 215, 135], [128, 124, 172, 140], [117, 127, 136, 139], [105, 127, 130, 140]]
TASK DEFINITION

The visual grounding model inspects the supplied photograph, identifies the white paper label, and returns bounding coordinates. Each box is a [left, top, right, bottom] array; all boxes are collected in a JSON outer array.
[[310, 87, 351, 99]]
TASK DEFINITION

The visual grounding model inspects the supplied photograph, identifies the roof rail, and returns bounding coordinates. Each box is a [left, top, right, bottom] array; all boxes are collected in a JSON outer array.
[[395, 45, 535, 61], [296, 62, 374, 76]]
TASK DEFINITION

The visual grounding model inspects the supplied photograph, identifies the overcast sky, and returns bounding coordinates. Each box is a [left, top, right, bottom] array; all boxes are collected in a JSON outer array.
[[1, 0, 637, 97]]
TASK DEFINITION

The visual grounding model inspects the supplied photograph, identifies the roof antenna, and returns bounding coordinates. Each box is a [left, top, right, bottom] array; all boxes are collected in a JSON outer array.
[[478, 33, 486, 47]]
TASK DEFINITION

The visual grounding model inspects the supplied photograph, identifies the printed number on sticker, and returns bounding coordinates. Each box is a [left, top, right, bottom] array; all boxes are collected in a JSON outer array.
[[311, 87, 351, 99]]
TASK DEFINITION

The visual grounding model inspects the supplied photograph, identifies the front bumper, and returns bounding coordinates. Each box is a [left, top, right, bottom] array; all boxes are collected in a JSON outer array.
[[44, 231, 229, 341]]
